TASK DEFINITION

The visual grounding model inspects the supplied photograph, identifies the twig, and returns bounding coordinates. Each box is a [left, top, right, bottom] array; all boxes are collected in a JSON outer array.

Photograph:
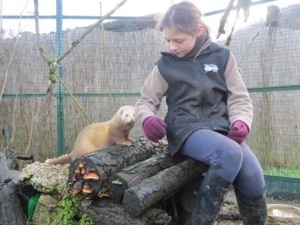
[[224, 15, 238, 47], [238, 31, 260, 67], [54, 73, 94, 123], [217, 0, 236, 39], [34, 0, 49, 62], [57, 0, 128, 63], [33, 0, 55, 159], [0, 38, 18, 105], [99, 2, 113, 108]]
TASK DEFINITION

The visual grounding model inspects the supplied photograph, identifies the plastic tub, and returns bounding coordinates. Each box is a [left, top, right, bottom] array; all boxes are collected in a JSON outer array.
[[267, 204, 300, 225]]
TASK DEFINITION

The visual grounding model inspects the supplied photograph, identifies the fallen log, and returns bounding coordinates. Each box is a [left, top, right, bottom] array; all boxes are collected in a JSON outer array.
[[77, 197, 172, 225], [68, 137, 168, 199], [122, 158, 209, 217], [0, 152, 27, 225], [107, 152, 178, 202]]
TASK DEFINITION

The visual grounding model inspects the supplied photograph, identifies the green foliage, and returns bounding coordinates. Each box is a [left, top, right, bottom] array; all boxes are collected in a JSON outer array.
[[53, 194, 95, 225], [79, 214, 95, 225], [264, 167, 300, 178]]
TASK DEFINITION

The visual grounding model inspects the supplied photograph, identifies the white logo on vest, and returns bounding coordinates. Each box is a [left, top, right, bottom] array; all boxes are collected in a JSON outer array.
[[204, 64, 218, 73]]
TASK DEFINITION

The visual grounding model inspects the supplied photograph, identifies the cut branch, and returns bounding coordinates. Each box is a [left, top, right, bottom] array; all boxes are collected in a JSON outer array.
[[122, 158, 208, 217], [108, 152, 178, 202], [57, 0, 128, 63], [217, 0, 236, 39]]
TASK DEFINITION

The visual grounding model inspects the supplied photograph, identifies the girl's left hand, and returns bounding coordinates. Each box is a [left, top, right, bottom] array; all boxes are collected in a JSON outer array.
[[228, 121, 249, 144], [142, 116, 167, 142]]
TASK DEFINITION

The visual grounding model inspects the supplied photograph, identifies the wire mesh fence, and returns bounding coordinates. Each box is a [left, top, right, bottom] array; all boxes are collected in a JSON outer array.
[[0, 2, 299, 196]]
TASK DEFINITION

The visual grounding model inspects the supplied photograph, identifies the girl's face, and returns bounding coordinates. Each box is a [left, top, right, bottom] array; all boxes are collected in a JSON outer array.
[[162, 25, 204, 57]]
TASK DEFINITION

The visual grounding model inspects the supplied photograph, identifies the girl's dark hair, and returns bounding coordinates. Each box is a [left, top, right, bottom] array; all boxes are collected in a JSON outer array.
[[157, 1, 210, 35]]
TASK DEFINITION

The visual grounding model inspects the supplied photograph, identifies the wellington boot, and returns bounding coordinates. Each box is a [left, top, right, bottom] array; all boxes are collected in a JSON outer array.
[[191, 169, 232, 225], [235, 188, 267, 225]]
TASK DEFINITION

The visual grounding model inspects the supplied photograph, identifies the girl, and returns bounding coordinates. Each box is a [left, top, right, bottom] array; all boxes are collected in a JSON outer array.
[[135, 1, 267, 224]]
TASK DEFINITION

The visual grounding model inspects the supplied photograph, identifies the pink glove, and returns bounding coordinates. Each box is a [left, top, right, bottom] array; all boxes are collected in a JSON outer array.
[[228, 121, 249, 144], [142, 116, 167, 142]]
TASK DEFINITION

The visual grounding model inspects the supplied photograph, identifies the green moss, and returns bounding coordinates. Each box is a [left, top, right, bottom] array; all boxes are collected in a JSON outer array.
[[53, 194, 95, 225]]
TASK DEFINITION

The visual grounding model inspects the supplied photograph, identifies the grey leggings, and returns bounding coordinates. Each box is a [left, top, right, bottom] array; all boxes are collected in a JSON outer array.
[[180, 129, 265, 197]]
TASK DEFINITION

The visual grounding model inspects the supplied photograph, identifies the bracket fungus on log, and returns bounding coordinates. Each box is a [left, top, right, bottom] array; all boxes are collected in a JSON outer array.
[[68, 137, 168, 199]]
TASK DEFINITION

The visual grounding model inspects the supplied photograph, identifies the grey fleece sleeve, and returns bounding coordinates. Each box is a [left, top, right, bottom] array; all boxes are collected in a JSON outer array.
[[225, 52, 253, 131], [135, 65, 168, 124]]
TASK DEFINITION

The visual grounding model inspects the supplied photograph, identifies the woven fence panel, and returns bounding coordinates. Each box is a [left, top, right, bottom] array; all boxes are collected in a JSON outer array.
[[0, 7, 300, 180]]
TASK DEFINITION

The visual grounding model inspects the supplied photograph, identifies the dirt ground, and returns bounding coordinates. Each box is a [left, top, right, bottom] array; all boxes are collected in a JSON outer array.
[[216, 189, 300, 225]]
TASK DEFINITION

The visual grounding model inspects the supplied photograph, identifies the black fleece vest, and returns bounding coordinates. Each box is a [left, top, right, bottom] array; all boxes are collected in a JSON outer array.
[[156, 42, 230, 156]]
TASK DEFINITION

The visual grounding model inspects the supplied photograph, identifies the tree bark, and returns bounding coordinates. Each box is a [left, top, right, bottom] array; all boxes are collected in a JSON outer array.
[[77, 197, 172, 225], [68, 137, 168, 199], [4, 147, 33, 170], [122, 158, 208, 217], [107, 152, 178, 202], [0, 152, 27, 225]]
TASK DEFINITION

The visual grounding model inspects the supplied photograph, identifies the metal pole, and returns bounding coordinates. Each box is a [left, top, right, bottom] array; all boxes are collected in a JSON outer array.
[[56, 0, 65, 156]]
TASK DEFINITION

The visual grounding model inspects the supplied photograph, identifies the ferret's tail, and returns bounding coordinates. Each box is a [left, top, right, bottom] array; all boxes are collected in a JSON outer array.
[[45, 154, 72, 165]]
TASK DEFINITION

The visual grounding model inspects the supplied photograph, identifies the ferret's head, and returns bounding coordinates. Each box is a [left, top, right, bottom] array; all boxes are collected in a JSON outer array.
[[119, 105, 136, 126]]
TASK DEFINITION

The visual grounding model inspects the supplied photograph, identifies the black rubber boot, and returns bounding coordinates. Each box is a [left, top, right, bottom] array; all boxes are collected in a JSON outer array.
[[234, 188, 267, 225], [191, 169, 232, 225]]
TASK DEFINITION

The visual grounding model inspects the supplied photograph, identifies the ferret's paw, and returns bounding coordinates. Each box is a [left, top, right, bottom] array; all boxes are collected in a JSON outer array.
[[119, 141, 133, 147], [127, 137, 134, 142]]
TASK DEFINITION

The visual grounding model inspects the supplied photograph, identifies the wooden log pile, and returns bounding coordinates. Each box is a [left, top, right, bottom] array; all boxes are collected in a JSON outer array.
[[15, 137, 208, 224], [122, 158, 208, 217], [67, 136, 209, 221], [67, 137, 170, 199]]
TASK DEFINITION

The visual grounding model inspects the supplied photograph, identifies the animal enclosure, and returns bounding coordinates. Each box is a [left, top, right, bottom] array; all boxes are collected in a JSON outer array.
[[1, 1, 300, 197]]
